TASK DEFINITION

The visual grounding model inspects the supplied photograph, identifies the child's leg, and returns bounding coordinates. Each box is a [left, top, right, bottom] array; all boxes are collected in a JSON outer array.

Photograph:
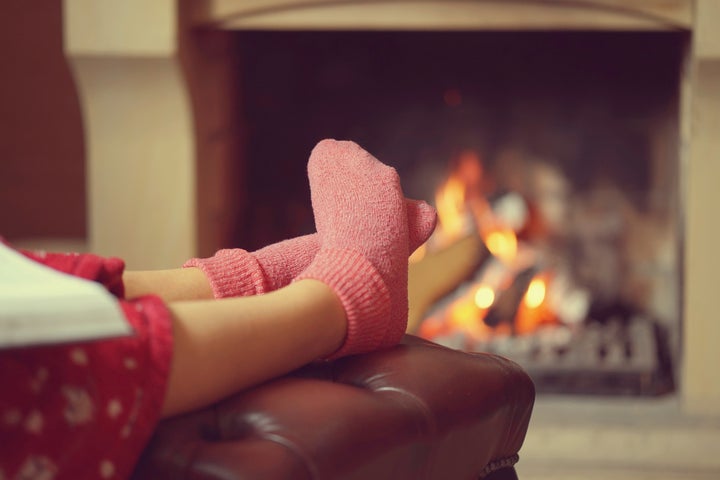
[[123, 267, 215, 302], [296, 139, 413, 358], [123, 199, 436, 303], [161, 140, 434, 413], [0, 248, 342, 478], [161, 279, 346, 417]]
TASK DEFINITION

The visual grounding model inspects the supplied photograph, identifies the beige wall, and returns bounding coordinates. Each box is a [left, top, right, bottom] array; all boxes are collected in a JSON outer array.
[[64, 0, 198, 269], [681, 0, 720, 416]]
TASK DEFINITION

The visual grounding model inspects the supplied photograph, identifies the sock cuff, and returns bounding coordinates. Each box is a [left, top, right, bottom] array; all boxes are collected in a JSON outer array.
[[253, 234, 320, 291], [296, 249, 392, 359], [183, 249, 267, 298]]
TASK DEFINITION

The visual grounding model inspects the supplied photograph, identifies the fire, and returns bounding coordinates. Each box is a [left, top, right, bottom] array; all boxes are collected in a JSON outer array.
[[515, 274, 555, 335], [449, 299, 479, 330], [524, 277, 546, 309], [473, 285, 495, 309], [433, 150, 491, 246], [447, 294, 498, 341], [483, 228, 518, 263], [434, 175, 467, 242], [415, 149, 564, 348]]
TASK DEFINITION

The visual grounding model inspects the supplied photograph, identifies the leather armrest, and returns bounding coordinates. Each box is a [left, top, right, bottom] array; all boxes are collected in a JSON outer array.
[[133, 335, 535, 479]]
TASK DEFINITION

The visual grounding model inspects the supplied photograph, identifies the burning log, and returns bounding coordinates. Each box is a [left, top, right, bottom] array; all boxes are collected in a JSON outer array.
[[482, 265, 538, 328], [406, 146, 674, 395]]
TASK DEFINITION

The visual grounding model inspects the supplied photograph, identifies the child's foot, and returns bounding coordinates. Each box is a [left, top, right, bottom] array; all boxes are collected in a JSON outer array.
[[184, 200, 436, 300], [297, 139, 418, 358]]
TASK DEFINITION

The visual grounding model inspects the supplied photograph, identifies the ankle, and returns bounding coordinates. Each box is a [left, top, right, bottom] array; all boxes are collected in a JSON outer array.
[[285, 279, 348, 358]]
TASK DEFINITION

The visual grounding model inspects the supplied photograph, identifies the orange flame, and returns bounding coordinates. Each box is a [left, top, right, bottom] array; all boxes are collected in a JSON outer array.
[[473, 284, 495, 309], [482, 228, 518, 263], [447, 295, 494, 341], [524, 277, 546, 309], [419, 150, 558, 347], [515, 274, 556, 335], [434, 175, 467, 242], [433, 150, 492, 246]]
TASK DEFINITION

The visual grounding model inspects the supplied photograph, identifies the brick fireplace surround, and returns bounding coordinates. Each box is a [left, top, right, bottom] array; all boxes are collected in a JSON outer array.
[[63, 1, 719, 476]]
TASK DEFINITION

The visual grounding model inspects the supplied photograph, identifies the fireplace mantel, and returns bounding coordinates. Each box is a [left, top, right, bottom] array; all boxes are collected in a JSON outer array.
[[192, 0, 693, 31], [63, 0, 719, 417]]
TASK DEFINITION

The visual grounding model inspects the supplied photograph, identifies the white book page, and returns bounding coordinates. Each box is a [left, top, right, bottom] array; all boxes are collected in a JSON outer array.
[[0, 243, 132, 349]]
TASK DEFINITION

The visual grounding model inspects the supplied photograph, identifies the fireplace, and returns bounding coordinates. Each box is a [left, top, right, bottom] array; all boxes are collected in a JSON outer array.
[[233, 29, 685, 395], [64, 0, 720, 420]]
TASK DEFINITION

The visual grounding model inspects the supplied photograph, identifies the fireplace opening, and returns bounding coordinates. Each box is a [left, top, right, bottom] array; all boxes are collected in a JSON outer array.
[[234, 30, 687, 396]]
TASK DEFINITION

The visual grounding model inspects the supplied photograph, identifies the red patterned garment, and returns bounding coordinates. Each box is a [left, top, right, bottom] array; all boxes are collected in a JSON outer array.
[[0, 247, 174, 479]]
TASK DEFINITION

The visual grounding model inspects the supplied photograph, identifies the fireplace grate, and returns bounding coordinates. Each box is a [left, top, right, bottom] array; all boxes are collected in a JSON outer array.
[[433, 316, 674, 396]]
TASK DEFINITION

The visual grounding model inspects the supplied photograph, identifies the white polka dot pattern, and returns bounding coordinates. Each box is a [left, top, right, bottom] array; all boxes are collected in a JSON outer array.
[[0, 247, 174, 479]]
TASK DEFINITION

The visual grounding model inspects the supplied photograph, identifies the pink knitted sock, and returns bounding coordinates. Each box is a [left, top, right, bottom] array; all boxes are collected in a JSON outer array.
[[184, 200, 436, 299], [183, 235, 317, 298], [296, 139, 416, 359]]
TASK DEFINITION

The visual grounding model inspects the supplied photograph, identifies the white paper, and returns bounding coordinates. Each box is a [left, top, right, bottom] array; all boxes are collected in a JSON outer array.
[[0, 243, 132, 348]]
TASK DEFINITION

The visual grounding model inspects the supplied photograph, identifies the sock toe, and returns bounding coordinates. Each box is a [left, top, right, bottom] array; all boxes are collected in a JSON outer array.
[[407, 199, 438, 253]]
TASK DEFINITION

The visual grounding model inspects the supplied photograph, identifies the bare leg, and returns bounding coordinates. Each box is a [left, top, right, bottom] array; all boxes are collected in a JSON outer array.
[[123, 268, 213, 302], [161, 279, 347, 417], [122, 201, 436, 303]]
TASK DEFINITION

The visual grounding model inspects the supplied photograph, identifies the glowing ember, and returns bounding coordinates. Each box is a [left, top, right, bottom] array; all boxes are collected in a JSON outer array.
[[515, 274, 556, 335], [432, 150, 491, 246], [434, 175, 467, 242], [483, 229, 518, 263], [523, 277, 546, 309], [449, 299, 478, 330], [418, 150, 560, 347], [419, 316, 445, 339], [474, 285, 495, 309]]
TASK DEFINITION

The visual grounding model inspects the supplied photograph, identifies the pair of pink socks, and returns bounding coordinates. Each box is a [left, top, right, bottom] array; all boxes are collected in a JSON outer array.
[[184, 140, 437, 358]]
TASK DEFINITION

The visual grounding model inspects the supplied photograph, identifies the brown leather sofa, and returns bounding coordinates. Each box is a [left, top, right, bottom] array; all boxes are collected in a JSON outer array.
[[132, 335, 535, 479]]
